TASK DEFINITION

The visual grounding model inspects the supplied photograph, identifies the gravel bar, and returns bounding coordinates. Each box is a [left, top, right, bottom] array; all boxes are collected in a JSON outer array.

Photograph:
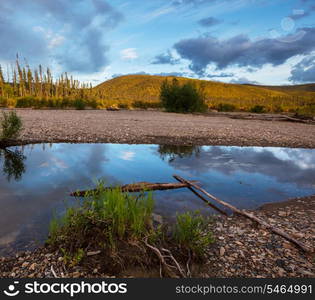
[[3, 109, 315, 148]]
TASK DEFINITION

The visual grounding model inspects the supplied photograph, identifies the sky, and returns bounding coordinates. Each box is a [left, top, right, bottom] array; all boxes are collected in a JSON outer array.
[[0, 0, 315, 85]]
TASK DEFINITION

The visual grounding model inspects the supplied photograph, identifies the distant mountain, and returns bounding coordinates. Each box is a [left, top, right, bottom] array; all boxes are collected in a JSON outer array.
[[95, 75, 314, 105]]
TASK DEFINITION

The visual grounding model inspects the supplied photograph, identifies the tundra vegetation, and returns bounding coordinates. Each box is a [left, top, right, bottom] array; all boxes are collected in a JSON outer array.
[[0, 59, 314, 115], [1, 111, 23, 141], [47, 184, 213, 277], [160, 78, 207, 113]]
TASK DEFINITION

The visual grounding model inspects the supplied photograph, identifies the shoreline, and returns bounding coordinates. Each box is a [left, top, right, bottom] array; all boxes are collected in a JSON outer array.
[[1, 194, 314, 278], [1, 109, 315, 149], [0, 109, 314, 277]]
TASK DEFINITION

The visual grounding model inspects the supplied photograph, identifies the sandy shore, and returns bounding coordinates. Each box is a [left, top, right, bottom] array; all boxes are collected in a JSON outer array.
[[2, 109, 315, 148]]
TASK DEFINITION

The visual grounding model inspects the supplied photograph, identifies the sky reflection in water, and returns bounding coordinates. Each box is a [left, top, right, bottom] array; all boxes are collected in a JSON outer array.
[[0, 143, 315, 254]]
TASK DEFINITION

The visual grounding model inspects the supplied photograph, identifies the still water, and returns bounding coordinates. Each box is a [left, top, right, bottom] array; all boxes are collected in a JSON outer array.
[[0, 143, 315, 254]]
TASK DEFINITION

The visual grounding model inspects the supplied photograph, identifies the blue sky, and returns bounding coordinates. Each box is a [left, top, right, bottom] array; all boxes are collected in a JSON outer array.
[[0, 0, 315, 85]]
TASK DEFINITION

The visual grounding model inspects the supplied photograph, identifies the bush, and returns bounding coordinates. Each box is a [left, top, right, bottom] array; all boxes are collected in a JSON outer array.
[[160, 78, 207, 113], [0, 97, 8, 107], [73, 98, 86, 110], [295, 104, 315, 117], [174, 211, 213, 256], [132, 101, 162, 109], [272, 104, 283, 113], [1, 111, 23, 140], [250, 105, 266, 113], [16, 96, 36, 108], [118, 103, 129, 109], [216, 103, 236, 112]]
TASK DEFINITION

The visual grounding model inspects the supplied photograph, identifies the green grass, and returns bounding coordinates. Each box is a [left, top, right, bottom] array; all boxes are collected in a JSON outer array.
[[47, 184, 214, 275], [174, 211, 213, 256]]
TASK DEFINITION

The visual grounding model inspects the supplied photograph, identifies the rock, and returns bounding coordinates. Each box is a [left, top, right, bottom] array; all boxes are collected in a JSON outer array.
[[283, 242, 295, 250], [275, 259, 286, 268], [292, 232, 304, 238], [152, 213, 163, 224], [299, 270, 314, 276], [220, 247, 225, 256], [29, 263, 36, 271], [71, 272, 81, 278], [278, 267, 285, 277], [22, 262, 29, 268], [87, 250, 101, 257]]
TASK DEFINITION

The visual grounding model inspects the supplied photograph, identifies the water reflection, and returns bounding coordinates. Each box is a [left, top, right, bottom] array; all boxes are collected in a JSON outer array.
[[0, 143, 314, 255], [158, 145, 201, 162], [161, 146, 315, 187], [0, 148, 26, 181]]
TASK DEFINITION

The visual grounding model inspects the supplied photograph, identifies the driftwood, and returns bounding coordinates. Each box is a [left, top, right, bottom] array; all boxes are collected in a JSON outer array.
[[229, 113, 314, 124], [70, 181, 198, 197], [174, 175, 314, 254]]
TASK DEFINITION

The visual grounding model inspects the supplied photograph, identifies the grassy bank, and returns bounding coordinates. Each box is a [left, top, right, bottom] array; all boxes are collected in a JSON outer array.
[[47, 185, 213, 277]]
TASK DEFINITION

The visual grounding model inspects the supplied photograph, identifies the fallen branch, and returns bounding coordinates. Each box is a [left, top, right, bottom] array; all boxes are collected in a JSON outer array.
[[173, 175, 314, 254], [70, 181, 197, 197], [174, 177, 227, 216]]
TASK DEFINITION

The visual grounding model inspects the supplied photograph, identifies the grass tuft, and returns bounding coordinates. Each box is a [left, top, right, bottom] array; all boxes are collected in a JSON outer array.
[[47, 185, 214, 276]]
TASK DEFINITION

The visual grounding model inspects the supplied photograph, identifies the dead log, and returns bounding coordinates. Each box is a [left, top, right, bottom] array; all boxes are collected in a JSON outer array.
[[173, 175, 314, 254], [70, 181, 198, 197], [281, 115, 313, 124]]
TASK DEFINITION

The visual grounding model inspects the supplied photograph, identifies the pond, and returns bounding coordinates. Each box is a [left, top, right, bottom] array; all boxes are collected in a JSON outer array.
[[0, 143, 315, 255]]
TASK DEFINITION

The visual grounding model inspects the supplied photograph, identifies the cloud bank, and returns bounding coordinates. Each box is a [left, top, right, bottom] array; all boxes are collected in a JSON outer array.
[[0, 0, 124, 73], [174, 27, 315, 76]]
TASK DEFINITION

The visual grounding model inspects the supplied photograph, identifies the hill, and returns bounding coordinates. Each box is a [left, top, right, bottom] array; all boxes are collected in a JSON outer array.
[[250, 83, 315, 93], [95, 75, 315, 114]]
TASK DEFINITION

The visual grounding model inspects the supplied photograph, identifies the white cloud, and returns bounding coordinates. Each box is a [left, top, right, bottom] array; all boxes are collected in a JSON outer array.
[[120, 48, 138, 60], [33, 26, 65, 49], [48, 35, 65, 49], [119, 151, 136, 161]]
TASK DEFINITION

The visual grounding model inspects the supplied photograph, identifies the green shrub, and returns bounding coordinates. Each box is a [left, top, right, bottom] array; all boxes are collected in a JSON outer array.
[[73, 98, 86, 110], [0, 97, 8, 107], [16, 96, 36, 108], [295, 104, 315, 117], [132, 101, 162, 109], [173, 211, 213, 256], [1, 111, 23, 140], [250, 105, 266, 113], [160, 78, 207, 113], [118, 103, 129, 109], [271, 104, 283, 113], [216, 103, 236, 112]]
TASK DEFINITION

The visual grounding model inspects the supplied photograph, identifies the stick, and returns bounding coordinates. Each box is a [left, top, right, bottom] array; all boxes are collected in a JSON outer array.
[[173, 175, 314, 253], [70, 181, 198, 197], [174, 176, 228, 216], [50, 265, 58, 278]]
